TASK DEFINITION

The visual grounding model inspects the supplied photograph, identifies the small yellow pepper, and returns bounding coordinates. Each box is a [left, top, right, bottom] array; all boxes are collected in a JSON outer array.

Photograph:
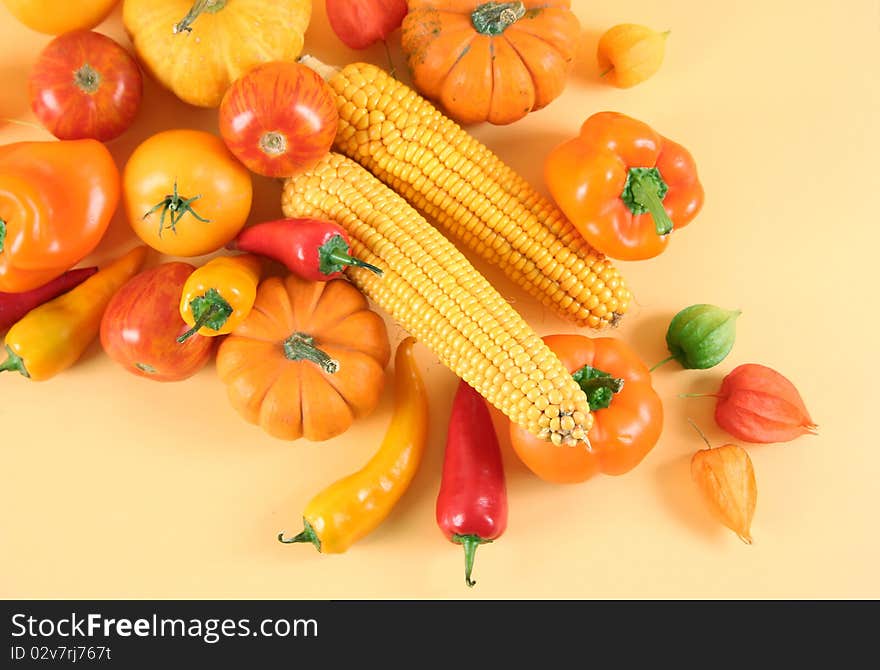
[[279, 337, 429, 554], [0, 245, 148, 381], [177, 254, 262, 343]]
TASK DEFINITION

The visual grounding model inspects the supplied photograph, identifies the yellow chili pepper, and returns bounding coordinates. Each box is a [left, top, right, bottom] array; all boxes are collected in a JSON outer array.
[[0, 245, 148, 381], [278, 336, 429, 554], [177, 254, 262, 343]]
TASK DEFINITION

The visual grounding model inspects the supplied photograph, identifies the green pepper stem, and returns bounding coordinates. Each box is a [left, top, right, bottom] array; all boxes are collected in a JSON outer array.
[[173, 0, 227, 34], [0, 346, 28, 377], [177, 304, 225, 343], [453, 534, 490, 588], [578, 375, 624, 395], [629, 173, 675, 236], [327, 251, 383, 276], [649, 355, 676, 372], [278, 519, 321, 552], [283, 333, 339, 374]]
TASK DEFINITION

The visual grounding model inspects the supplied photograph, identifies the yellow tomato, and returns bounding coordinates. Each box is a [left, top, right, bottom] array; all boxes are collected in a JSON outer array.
[[2, 0, 119, 35], [123, 129, 253, 257]]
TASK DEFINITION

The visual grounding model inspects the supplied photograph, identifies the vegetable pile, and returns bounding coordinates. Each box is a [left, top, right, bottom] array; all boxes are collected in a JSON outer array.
[[0, 0, 817, 587]]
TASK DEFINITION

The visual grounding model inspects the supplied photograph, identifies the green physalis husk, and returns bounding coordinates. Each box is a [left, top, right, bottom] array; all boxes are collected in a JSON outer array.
[[657, 304, 741, 370]]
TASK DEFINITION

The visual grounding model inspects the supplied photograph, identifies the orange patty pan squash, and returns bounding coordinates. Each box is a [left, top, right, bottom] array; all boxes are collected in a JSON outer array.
[[216, 274, 391, 442], [402, 1, 580, 125], [123, 0, 312, 108]]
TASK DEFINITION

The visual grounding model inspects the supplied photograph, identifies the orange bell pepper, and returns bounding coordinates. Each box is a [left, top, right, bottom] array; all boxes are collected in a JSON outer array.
[[509, 334, 663, 484], [545, 112, 704, 261], [0, 245, 148, 381], [0, 139, 120, 293], [177, 254, 262, 343]]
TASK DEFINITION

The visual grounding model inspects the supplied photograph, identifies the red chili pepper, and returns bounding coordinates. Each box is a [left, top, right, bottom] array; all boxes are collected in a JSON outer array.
[[228, 218, 383, 281], [0, 266, 97, 331], [436, 380, 508, 588]]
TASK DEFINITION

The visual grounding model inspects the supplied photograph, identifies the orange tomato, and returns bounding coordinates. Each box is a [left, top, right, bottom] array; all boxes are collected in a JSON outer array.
[[2, 0, 118, 35], [509, 335, 663, 484], [123, 129, 253, 257]]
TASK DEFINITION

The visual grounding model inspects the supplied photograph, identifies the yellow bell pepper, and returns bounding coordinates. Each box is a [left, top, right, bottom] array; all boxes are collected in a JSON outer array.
[[177, 254, 262, 343], [279, 337, 429, 553], [0, 246, 148, 381]]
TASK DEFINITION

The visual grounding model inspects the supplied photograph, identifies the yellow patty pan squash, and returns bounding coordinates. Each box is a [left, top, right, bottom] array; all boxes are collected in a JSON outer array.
[[123, 0, 312, 108]]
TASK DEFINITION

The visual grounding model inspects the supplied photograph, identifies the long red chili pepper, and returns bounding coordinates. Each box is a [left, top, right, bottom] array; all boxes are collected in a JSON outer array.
[[228, 217, 382, 281], [436, 380, 508, 587], [0, 266, 97, 331]]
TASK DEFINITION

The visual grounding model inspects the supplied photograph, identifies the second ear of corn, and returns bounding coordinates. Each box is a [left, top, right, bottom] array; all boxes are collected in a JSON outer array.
[[301, 58, 632, 330], [283, 153, 593, 446]]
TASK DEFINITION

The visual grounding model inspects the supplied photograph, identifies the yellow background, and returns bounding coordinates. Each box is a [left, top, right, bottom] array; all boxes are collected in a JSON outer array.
[[2, 0, 878, 599]]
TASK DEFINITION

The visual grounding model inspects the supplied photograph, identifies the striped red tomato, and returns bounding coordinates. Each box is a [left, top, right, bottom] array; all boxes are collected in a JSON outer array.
[[218, 61, 339, 179], [28, 30, 142, 142]]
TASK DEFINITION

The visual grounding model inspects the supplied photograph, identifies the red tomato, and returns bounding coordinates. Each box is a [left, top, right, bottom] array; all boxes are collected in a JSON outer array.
[[218, 61, 339, 178], [28, 30, 142, 142], [100, 263, 213, 382]]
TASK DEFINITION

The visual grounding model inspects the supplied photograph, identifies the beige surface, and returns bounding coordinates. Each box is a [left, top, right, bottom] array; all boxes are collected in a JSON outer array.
[[1, 0, 878, 599]]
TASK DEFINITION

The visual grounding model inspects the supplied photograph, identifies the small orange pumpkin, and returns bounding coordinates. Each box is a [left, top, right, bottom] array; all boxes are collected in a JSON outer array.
[[216, 274, 391, 442], [401, 0, 581, 126]]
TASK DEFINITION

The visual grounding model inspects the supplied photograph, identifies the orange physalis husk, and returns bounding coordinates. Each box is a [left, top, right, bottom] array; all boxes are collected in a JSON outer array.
[[688, 420, 757, 544]]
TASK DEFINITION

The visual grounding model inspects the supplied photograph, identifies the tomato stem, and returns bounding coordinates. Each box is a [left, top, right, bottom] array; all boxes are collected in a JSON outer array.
[[453, 534, 490, 588], [0, 217, 6, 253], [259, 132, 287, 157], [0, 346, 28, 377], [74, 64, 101, 94], [142, 180, 211, 238], [686, 418, 713, 450], [174, 0, 228, 34], [599, 66, 614, 78], [283, 332, 339, 374], [278, 519, 322, 552]]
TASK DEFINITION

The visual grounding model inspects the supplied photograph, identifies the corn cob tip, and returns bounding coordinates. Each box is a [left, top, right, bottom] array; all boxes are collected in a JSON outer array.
[[298, 54, 339, 82]]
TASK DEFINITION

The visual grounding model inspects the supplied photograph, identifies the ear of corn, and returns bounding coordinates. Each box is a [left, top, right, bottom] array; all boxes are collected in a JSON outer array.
[[283, 152, 593, 447], [300, 58, 632, 329]]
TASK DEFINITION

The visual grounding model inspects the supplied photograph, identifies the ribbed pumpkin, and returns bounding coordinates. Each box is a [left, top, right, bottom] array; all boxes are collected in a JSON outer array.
[[401, 0, 580, 125], [216, 274, 391, 442], [123, 0, 312, 108]]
